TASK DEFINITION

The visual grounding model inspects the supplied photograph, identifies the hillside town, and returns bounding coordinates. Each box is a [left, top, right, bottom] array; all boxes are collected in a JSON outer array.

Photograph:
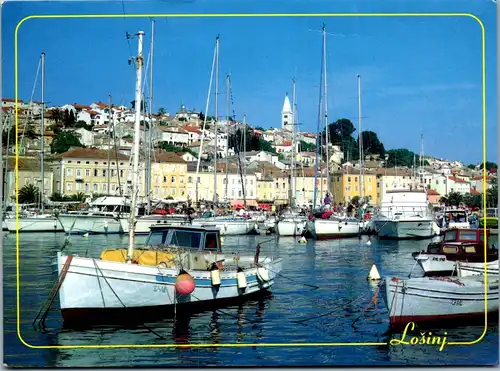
[[2, 95, 497, 210]]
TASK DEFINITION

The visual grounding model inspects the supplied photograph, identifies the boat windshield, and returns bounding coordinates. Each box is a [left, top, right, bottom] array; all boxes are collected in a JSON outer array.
[[146, 229, 203, 250], [486, 208, 498, 218]]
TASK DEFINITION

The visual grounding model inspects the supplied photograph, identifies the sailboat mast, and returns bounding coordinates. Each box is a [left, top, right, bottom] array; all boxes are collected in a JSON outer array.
[[290, 78, 296, 206], [126, 30, 144, 263], [242, 114, 247, 209], [40, 52, 45, 214], [213, 35, 219, 206], [224, 74, 230, 203], [419, 133, 424, 185], [323, 25, 330, 194], [107, 94, 112, 194], [146, 20, 155, 214], [357, 74, 364, 203]]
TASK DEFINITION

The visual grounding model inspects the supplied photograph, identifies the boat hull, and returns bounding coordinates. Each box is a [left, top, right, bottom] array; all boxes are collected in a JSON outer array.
[[56, 252, 282, 325], [276, 219, 307, 237], [372, 219, 434, 239], [383, 276, 499, 329], [121, 216, 188, 234], [5, 217, 63, 232], [58, 214, 124, 234], [415, 253, 498, 276], [191, 218, 257, 235], [456, 260, 500, 277], [305, 219, 360, 240]]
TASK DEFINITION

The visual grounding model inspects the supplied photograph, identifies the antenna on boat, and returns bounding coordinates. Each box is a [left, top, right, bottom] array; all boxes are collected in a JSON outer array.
[[126, 30, 145, 263]]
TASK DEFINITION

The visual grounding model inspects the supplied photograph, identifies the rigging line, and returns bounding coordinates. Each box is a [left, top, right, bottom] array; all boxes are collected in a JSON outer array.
[[121, 0, 133, 57]]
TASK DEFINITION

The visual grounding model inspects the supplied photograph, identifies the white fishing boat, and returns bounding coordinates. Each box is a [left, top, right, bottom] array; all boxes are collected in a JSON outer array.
[[412, 228, 498, 276], [371, 188, 435, 239], [276, 208, 307, 237], [49, 32, 283, 327], [57, 196, 130, 234], [383, 275, 499, 329], [440, 208, 471, 230], [5, 213, 63, 233], [456, 260, 499, 278], [191, 216, 257, 236]]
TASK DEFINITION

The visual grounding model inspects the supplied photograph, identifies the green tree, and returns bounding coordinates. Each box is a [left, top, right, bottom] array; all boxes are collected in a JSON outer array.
[[50, 192, 68, 202], [50, 130, 84, 154], [358, 131, 385, 158], [385, 148, 428, 168], [130, 100, 147, 112], [487, 178, 498, 207], [50, 108, 64, 125], [462, 193, 482, 208], [179, 117, 188, 122], [74, 120, 93, 131], [467, 164, 476, 170], [299, 140, 316, 152], [254, 126, 265, 131], [324, 119, 359, 161], [480, 162, 498, 171], [258, 138, 277, 154], [19, 184, 41, 204], [71, 192, 86, 202], [158, 107, 166, 115], [442, 192, 463, 207]]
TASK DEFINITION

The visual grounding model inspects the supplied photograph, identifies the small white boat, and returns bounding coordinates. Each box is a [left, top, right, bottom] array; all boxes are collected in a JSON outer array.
[[383, 275, 499, 329], [412, 228, 498, 276], [305, 217, 360, 240], [5, 214, 63, 233], [55, 224, 282, 326], [456, 260, 499, 277], [276, 217, 307, 237]]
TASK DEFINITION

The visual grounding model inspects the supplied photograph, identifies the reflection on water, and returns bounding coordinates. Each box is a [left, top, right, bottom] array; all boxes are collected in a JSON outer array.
[[3, 232, 498, 367]]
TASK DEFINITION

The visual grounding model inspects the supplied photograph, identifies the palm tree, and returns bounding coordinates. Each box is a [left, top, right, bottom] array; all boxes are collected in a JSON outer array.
[[19, 184, 40, 204], [70, 192, 86, 202], [50, 192, 67, 202]]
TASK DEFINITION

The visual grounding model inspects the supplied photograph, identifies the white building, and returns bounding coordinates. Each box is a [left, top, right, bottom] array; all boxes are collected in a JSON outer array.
[[281, 93, 293, 132]]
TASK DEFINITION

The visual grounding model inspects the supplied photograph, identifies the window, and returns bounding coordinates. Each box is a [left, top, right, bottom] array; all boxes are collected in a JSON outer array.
[[355, 177, 358, 182], [85, 169, 90, 177], [111, 184, 116, 191], [103, 183, 107, 192], [111, 169, 116, 177], [66, 168, 73, 177], [163, 176, 167, 182], [198, 177, 201, 184], [85, 183, 90, 192], [238, 190, 242, 197], [103, 169, 107, 177], [94, 169, 98, 177], [75, 182, 82, 191], [180, 177, 184, 184], [76, 169, 82, 177], [188, 176, 193, 183], [93, 184, 98, 192], [171, 176, 176, 183], [66, 182, 73, 191], [171, 188, 176, 195], [348, 177, 351, 182], [120, 170, 124, 177]]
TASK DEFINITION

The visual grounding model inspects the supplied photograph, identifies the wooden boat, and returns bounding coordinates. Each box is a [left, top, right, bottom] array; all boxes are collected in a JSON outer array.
[[383, 275, 499, 329], [411, 228, 498, 276], [55, 224, 282, 326]]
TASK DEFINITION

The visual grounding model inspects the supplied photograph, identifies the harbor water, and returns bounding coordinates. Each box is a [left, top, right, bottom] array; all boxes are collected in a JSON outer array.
[[3, 231, 499, 367]]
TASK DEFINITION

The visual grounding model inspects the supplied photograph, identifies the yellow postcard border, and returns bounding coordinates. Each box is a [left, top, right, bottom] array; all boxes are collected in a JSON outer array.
[[14, 12, 488, 349]]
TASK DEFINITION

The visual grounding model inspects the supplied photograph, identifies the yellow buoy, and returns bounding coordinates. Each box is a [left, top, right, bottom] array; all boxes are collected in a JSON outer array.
[[298, 236, 307, 244], [367, 264, 381, 280]]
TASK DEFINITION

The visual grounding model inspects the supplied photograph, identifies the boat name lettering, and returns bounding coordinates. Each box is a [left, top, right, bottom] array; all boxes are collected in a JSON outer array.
[[450, 299, 462, 306], [389, 322, 448, 351], [153, 285, 168, 293], [431, 257, 446, 261]]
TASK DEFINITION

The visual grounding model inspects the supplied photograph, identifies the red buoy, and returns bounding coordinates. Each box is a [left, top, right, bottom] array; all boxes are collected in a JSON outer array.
[[175, 270, 195, 295]]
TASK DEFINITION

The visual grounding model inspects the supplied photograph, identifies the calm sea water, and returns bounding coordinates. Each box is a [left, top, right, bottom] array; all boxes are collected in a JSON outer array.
[[3, 231, 499, 367]]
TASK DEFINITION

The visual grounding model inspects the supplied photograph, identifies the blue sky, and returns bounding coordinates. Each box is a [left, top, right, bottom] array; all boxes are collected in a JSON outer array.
[[2, 0, 497, 164]]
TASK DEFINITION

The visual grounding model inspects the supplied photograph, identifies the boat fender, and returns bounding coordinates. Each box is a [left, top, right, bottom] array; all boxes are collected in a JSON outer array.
[[175, 269, 195, 295], [237, 267, 247, 289], [256, 267, 270, 282], [210, 262, 221, 286]]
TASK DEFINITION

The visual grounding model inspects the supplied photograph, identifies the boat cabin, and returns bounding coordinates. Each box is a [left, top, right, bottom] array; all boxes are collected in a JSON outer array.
[[145, 225, 222, 253], [442, 228, 489, 243]]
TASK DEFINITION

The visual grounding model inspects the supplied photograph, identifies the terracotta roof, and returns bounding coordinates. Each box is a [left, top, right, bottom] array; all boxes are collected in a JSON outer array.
[[448, 176, 469, 183], [5, 157, 42, 172], [153, 151, 186, 164], [73, 104, 92, 110], [279, 141, 292, 146], [2, 98, 23, 103], [55, 148, 129, 161], [183, 125, 202, 134], [472, 175, 493, 180], [426, 189, 440, 196]]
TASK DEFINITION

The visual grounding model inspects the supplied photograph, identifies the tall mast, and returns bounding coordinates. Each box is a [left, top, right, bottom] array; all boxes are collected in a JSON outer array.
[[213, 35, 219, 206], [126, 30, 144, 263], [40, 52, 45, 213], [419, 133, 424, 185], [290, 78, 296, 207], [241, 114, 247, 209], [357, 74, 364, 203], [224, 74, 230, 203], [146, 20, 155, 214], [323, 24, 330, 194], [107, 94, 112, 194]]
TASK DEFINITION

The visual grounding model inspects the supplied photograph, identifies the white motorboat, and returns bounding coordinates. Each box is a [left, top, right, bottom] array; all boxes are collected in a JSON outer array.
[[305, 216, 360, 240], [383, 275, 499, 329], [121, 213, 189, 234], [456, 260, 499, 277], [371, 188, 435, 239]]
